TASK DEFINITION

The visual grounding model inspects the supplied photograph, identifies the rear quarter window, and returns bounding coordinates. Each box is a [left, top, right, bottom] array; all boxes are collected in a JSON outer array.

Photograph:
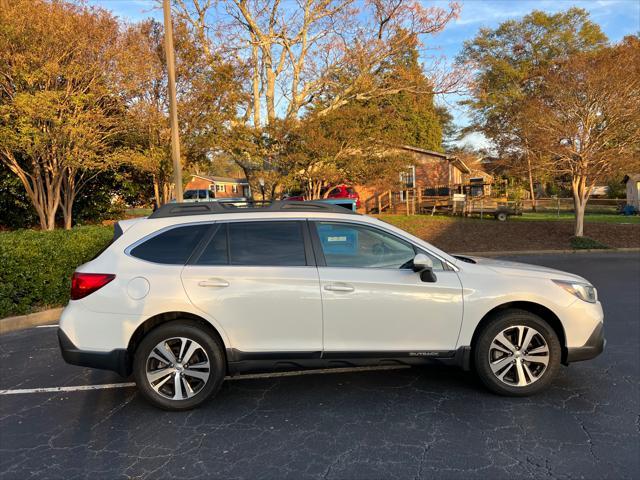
[[130, 224, 210, 264]]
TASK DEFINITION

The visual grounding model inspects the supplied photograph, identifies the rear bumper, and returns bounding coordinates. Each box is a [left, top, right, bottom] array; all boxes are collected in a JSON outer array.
[[58, 328, 131, 377], [566, 322, 605, 363]]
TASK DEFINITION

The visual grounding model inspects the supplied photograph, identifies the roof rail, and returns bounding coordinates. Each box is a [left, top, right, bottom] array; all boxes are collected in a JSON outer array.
[[148, 200, 359, 219]]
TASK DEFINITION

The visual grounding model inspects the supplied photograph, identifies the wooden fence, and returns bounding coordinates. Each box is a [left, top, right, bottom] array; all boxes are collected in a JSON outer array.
[[364, 189, 625, 216]]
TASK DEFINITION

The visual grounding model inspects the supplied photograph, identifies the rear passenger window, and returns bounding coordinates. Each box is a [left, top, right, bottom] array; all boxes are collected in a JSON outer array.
[[228, 221, 306, 266], [130, 224, 209, 264]]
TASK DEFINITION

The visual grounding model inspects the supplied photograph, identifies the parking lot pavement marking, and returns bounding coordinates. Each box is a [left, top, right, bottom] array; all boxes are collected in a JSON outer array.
[[0, 382, 137, 395], [35, 324, 58, 328], [0, 365, 410, 395]]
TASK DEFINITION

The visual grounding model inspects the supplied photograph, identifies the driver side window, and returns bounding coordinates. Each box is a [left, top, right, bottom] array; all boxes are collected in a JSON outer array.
[[313, 222, 419, 269]]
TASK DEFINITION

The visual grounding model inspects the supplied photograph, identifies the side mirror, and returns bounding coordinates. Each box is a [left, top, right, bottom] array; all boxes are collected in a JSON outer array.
[[412, 253, 437, 283]]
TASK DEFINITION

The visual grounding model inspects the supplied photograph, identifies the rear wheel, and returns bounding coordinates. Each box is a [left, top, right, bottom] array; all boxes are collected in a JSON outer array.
[[133, 321, 225, 410], [495, 211, 508, 222], [474, 310, 561, 396]]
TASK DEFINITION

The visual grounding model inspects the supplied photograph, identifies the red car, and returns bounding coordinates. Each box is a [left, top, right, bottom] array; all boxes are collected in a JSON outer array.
[[284, 185, 361, 208], [326, 184, 361, 208]]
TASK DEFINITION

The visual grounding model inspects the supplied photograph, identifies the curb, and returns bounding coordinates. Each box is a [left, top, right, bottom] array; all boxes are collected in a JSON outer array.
[[456, 248, 640, 257], [0, 308, 62, 335]]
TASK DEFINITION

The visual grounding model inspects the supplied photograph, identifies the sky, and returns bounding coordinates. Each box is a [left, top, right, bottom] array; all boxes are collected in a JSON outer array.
[[88, 0, 640, 149]]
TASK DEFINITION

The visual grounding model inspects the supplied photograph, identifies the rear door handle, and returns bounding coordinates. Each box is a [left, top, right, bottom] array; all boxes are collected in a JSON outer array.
[[198, 278, 230, 288], [324, 283, 355, 293]]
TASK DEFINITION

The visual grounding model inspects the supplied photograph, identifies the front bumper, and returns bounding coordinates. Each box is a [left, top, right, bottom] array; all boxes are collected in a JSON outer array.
[[566, 322, 605, 363], [58, 328, 131, 377]]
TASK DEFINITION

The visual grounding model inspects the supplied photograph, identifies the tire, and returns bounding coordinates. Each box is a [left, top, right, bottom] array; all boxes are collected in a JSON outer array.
[[133, 320, 226, 410], [474, 309, 561, 397], [495, 211, 508, 222]]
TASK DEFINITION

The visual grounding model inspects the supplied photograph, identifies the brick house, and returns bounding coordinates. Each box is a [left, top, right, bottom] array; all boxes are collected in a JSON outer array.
[[184, 175, 251, 199], [355, 145, 471, 202], [397, 145, 470, 190]]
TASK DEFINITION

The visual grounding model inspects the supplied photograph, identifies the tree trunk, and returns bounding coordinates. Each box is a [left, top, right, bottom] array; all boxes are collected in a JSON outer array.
[[152, 175, 161, 207], [264, 58, 277, 125], [60, 173, 76, 230], [323, 185, 340, 198], [3, 156, 62, 230], [251, 39, 261, 127], [526, 152, 537, 212], [572, 176, 590, 237]]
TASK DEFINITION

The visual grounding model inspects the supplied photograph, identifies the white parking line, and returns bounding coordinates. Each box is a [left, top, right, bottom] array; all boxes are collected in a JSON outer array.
[[0, 365, 409, 395], [35, 324, 58, 328], [0, 383, 136, 395]]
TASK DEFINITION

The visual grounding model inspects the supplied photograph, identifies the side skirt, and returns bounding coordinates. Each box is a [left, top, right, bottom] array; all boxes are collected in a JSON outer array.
[[226, 347, 471, 376]]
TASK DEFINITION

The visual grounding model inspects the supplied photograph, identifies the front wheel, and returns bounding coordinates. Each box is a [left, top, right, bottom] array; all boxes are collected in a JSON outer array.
[[133, 321, 226, 410], [474, 310, 561, 396]]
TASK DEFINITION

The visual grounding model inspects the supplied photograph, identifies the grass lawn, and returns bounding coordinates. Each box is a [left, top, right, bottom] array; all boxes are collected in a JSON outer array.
[[125, 207, 153, 217], [377, 214, 640, 253], [513, 212, 640, 224]]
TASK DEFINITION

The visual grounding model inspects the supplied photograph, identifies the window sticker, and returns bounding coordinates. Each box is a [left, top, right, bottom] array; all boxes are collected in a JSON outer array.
[[317, 224, 358, 255]]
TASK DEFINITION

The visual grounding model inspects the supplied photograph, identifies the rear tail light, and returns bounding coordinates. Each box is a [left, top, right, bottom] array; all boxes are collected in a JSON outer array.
[[70, 273, 115, 300]]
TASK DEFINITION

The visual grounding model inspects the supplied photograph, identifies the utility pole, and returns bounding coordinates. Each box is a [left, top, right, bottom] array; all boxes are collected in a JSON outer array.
[[162, 0, 183, 202]]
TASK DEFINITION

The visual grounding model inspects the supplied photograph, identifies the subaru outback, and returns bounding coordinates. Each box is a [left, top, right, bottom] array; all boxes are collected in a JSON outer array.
[[58, 201, 605, 410]]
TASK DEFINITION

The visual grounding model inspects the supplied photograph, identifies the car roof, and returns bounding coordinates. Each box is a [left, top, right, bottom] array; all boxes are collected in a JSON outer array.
[[149, 200, 358, 219]]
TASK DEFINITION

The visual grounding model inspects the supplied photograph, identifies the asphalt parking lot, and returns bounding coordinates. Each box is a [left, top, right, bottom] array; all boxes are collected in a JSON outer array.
[[0, 252, 638, 479]]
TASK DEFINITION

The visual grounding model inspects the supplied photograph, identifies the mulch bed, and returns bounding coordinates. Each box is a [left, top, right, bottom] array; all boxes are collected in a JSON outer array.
[[378, 215, 640, 253]]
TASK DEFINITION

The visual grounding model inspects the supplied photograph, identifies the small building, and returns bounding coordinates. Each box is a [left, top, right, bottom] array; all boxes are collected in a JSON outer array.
[[355, 145, 471, 203], [624, 174, 640, 209], [396, 145, 471, 192], [184, 175, 251, 199]]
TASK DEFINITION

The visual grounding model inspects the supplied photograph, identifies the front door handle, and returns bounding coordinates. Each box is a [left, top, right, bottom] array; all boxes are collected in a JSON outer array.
[[324, 283, 355, 293], [198, 278, 230, 288]]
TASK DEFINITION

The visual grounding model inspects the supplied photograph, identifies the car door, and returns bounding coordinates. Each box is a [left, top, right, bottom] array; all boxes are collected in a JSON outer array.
[[181, 220, 323, 355], [311, 220, 463, 354]]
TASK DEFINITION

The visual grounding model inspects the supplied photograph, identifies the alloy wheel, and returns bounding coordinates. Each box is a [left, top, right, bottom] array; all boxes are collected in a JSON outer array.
[[488, 325, 549, 387], [145, 337, 211, 400]]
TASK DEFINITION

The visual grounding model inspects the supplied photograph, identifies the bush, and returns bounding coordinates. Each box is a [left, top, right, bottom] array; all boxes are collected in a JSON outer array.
[[0, 225, 113, 317], [570, 236, 609, 250]]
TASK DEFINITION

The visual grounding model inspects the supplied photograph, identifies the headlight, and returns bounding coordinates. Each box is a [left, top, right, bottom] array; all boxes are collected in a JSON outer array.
[[553, 280, 597, 303]]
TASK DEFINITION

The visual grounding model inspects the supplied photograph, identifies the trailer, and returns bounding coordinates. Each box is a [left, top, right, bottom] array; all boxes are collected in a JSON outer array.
[[463, 197, 522, 221]]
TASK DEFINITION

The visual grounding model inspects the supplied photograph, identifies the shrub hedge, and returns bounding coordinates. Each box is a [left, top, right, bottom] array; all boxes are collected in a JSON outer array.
[[0, 225, 113, 317], [570, 236, 610, 250]]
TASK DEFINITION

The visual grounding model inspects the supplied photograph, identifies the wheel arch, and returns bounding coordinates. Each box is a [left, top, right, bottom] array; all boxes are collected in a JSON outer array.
[[127, 311, 229, 371], [470, 301, 568, 364]]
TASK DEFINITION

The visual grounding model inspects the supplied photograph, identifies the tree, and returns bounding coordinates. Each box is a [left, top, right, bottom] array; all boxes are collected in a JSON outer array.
[[175, 0, 460, 127], [289, 104, 399, 200], [522, 37, 640, 236], [116, 18, 243, 206], [172, 0, 462, 195], [458, 8, 608, 209], [0, 0, 124, 229]]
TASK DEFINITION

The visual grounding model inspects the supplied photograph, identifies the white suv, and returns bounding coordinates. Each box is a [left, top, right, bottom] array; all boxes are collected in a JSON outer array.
[[58, 202, 605, 410]]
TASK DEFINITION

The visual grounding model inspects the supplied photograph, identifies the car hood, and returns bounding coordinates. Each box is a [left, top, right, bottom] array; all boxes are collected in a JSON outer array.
[[458, 256, 589, 283]]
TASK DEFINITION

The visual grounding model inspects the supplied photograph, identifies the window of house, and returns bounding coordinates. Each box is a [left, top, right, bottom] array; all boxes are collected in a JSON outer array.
[[232, 184, 238, 193], [130, 224, 209, 264], [216, 184, 225, 192]]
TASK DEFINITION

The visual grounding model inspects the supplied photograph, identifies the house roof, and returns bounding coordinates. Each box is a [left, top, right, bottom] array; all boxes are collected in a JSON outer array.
[[450, 158, 471, 174], [191, 174, 249, 184], [398, 145, 471, 174]]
